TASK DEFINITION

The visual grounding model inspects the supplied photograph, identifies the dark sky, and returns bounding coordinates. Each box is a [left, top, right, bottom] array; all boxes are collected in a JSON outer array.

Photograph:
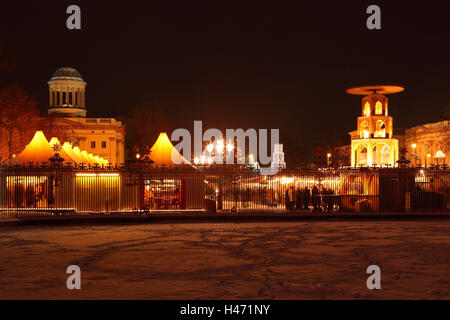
[[1, 1, 449, 149]]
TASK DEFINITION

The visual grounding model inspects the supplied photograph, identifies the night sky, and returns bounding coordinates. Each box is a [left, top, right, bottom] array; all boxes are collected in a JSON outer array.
[[1, 1, 449, 151]]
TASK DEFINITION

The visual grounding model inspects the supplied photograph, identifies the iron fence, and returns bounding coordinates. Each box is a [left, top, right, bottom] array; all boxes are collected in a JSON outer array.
[[0, 164, 448, 217]]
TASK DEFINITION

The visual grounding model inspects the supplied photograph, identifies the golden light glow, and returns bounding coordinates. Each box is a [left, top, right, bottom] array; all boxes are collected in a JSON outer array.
[[216, 140, 224, 153], [226, 143, 234, 152], [327, 153, 331, 158], [75, 173, 97, 177], [207, 143, 214, 153], [75, 173, 120, 177], [363, 130, 370, 139], [352, 93, 398, 167], [136, 153, 140, 159], [412, 143, 417, 149], [364, 102, 371, 116], [7, 176, 47, 184], [375, 101, 383, 115], [49, 137, 61, 147], [280, 177, 295, 184]]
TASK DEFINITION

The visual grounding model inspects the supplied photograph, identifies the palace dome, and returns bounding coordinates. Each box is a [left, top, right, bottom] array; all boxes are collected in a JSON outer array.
[[51, 67, 83, 80]]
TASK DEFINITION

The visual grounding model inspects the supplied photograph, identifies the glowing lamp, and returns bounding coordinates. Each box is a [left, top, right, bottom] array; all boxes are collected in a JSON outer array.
[[216, 141, 224, 153], [207, 143, 214, 153]]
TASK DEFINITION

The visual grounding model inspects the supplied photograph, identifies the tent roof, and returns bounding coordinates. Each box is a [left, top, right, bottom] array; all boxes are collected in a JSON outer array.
[[49, 138, 76, 164], [81, 150, 95, 164], [149, 132, 191, 166], [15, 131, 56, 164], [61, 142, 84, 164], [73, 147, 92, 164]]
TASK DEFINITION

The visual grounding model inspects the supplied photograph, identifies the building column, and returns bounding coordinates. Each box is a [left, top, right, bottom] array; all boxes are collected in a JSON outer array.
[[351, 142, 355, 167], [367, 141, 373, 166]]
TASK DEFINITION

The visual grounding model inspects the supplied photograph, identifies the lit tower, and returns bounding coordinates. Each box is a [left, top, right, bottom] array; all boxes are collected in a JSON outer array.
[[48, 67, 87, 117], [271, 143, 286, 170], [347, 85, 404, 167]]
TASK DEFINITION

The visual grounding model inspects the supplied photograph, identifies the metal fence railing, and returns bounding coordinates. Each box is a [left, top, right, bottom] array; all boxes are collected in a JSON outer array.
[[0, 165, 448, 217]]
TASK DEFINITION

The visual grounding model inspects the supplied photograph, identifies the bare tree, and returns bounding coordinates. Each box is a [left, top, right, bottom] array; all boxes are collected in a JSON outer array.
[[123, 102, 171, 155], [0, 84, 39, 162]]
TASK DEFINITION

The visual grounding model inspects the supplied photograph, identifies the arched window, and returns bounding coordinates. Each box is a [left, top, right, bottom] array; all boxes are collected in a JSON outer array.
[[372, 145, 379, 166], [374, 120, 386, 137], [360, 120, 370, 138], [358, 146, 368, 166], [375, 101, 383, 115], [381, 145, 391, 165], [364, 102, 371, 116]]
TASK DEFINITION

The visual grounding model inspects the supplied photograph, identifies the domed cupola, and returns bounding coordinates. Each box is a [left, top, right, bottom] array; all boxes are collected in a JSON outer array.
[[48, 67, 87, 118]]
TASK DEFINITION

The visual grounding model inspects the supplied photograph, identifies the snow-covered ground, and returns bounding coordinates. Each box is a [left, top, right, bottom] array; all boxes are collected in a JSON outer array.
[[0, 220, 449, 299]]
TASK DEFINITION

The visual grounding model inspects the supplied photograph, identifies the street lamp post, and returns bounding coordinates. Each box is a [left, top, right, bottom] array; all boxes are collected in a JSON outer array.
[[411, 143, 417, 167], [327, 153, 331, 167]]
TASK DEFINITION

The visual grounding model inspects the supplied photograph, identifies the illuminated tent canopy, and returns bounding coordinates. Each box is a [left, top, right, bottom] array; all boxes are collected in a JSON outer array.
[[435, 150, 446, 159], [148, 132, 191, 166], [15, 131, 62, 164], [49, 137, 77, 164], [13, 131, 108, 166], [61, 142, 84, 163]]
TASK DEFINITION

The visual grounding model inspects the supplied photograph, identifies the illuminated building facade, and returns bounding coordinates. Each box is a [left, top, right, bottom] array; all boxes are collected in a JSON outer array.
[[401, 120, 449, 166], [47, 67, 125, 164], [348, 86, 401, 167]]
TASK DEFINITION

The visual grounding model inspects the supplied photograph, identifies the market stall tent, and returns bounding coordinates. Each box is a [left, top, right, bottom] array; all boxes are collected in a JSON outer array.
[[73, 147, 91, 164], [49, 137, 77, 164], [15, 131, 57, 165], [61, 142, 84, 164], [149, 132, 191, 166]]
